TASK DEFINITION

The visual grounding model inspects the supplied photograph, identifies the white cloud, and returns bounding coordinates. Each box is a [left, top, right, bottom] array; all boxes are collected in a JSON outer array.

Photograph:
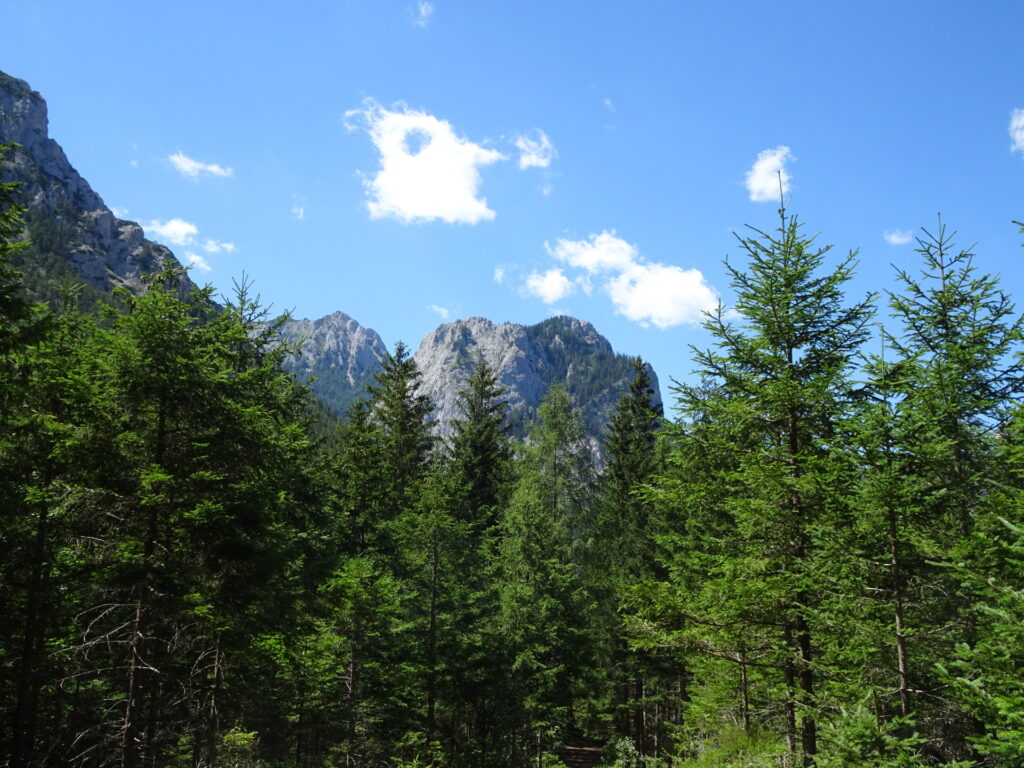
[[291, 193, 306, 220], [884, 229, 913, 246], [493, 265, 506, 283], [169, 151, 233, 179], [110, 206, 128, 218], [548, 230, 638, 273], [1011, 109, 1024, 153], [746, 145, 793, 202], [130, 159, 139, 168], [514, 130, 557, 170], [530, 230, 718, 328], [346, 99, 504, 224], [603, 98, 615, 112], [202, 238, 236, 253], [607, 262, 717, 328], [412, 1, 433, 27], [145, 218, 198, 246], [185, 252, 212, 272], [428, 303, 451, 319], [525, 268, 575, 303]]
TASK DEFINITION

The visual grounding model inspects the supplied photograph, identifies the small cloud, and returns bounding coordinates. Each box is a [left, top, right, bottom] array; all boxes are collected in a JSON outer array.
[[514, 129, 557, 170], [169, 151, 234, 179], [290, 193, 306, 220], [428, 303, 451, 319], [185, 252, 212, 272], [130, 159, 139, 168], [608, 262, 717, 328], [884, 229, 913, 246], [202, 238, 236, 253], [524, 268, 575, 303], [532, 230, 718, 328], [603, 97, 615, 112], [145, 218, 198, 246], [110, 206, 129, 218], [346, 99, 504, 224], [746, 145, 793, 202], [493, 265, 506, 283], [541, 182, 553, 197], [1011, 109, 1024, 153], [548, 230, 638, 273], [412, 1, 434, 27]]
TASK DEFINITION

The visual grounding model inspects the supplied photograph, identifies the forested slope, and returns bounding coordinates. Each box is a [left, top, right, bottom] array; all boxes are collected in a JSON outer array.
[[4, 138, 1024, 767]]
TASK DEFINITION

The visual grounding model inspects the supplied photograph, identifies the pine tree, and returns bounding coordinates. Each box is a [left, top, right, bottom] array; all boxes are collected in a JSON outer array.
[[447, 360, 513, 531], [440, 361, 516, 762], [366, 340, 434, 517]]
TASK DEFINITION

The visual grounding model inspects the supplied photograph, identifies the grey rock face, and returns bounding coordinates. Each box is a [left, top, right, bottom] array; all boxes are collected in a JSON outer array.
[[413, 317, 538, 435], [0, 71, 183, 293], [279, 311, 388, 415], [413, 315, 662, 447], [278, 309, 661, 453]]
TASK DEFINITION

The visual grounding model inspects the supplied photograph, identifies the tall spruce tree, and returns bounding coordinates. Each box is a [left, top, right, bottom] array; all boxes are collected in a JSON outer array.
[[499, 385, 597, 765], [651, 204, 873, 765], [883, 220, 1024, 762], [447, 360, 512, 530], [439, 361, 517, 762], [592, 358, 670, 754], [365, 341, 434, 527]]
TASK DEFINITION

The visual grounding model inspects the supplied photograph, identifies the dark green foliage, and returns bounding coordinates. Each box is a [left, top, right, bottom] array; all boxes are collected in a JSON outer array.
[[646, 206, 875, 765], [447, 360, 513, 528], [499, 386, 598, 760], [522, 316, 648, 441], [366, 340, 434, 515], [8, 170, 1024, 768]]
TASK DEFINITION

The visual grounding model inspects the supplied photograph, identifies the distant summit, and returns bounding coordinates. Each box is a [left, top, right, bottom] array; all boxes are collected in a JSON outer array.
[[279, 311, 389, 416], [282, 311, 661, 452]]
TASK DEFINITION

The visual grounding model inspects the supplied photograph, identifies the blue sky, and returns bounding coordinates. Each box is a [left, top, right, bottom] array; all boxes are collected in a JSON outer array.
[[4, 1, 1024, 397]]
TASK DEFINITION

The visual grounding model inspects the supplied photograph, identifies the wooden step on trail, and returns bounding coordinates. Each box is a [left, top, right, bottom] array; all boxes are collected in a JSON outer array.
[[559, 733, 605, 768]]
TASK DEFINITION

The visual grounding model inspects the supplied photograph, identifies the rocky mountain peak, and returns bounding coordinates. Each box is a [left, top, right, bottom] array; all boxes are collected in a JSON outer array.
[[414, 314, 661, 446], [279, 312, 388, 415], [0, 70, 185, 299]]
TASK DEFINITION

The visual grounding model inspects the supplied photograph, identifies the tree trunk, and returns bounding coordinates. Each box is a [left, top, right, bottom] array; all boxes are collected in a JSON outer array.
[[10, 503, 51, 768]]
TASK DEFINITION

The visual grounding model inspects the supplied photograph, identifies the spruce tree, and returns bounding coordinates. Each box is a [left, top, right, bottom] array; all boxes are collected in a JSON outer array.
[[499, 385, 597, 764], [651, 204, 873, 765], [885, 220, 1024, 762]]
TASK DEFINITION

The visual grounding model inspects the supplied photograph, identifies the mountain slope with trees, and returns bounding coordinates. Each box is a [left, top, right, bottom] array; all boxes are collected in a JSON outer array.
[[4, 72, 1024, 768]]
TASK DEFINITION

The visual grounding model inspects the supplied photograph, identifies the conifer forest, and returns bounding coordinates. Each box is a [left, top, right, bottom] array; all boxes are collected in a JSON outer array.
[[5, 144, 1024, 767]]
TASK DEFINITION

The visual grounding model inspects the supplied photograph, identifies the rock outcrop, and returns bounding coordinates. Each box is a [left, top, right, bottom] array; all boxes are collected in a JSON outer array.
[[279, 311, 388, 415], [0, 71, 183, 295], [413, 315, 662, 445]]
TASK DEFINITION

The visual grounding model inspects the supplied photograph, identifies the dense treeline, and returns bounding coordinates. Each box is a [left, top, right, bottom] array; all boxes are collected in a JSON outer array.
[[3, 142, 1024, 766]]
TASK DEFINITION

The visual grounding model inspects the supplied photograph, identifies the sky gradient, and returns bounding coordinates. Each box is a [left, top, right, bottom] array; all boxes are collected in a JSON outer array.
[[3, 1, 1024, 397]]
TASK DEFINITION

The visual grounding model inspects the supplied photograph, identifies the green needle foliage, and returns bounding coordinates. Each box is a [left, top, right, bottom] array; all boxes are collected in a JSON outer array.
[[6, 167, 1024, 767]]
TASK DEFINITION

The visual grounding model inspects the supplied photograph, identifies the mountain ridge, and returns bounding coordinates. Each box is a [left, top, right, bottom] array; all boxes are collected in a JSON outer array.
[[281, 311, 662, 451], [1, 69, 660, 448], [0, 70, 192, 306]]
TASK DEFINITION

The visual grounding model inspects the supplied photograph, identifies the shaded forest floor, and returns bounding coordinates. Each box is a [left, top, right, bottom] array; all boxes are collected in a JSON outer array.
[[559, 733, 605, 768]]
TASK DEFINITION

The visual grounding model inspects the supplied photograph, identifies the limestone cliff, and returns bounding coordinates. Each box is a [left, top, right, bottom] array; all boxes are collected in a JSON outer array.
[[0, 71, 184, 299]]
